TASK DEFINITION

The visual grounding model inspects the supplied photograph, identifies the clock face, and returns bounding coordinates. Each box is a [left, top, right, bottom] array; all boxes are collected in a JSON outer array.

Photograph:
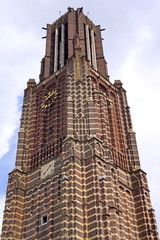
[[41, 160, 55, 179], [41, 90, 58, 109]]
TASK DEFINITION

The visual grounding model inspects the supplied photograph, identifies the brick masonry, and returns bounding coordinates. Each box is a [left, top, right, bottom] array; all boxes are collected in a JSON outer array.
[[1, 7, 159, 240]]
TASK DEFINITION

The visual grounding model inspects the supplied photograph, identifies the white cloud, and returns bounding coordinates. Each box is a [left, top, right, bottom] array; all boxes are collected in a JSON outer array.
[[0, 23, 42, 160]]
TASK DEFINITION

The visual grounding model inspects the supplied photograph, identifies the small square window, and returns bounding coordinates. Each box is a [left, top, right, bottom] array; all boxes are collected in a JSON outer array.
[[41, 214, 48, 225]]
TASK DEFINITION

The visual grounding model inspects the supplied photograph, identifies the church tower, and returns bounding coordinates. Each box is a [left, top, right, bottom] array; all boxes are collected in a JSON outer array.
[[2, 8, 159, 239]]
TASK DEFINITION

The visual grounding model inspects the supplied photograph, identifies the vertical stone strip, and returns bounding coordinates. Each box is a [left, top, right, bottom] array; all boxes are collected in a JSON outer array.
[[60, 24, 65, 68], [85, 25, 91, 63], [54, 28, 58, 73], [91, 29, 97, 70]]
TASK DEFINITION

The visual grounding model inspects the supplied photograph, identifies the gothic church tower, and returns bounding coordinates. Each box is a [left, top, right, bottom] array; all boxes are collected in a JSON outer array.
[[2, 8, 159, 240]]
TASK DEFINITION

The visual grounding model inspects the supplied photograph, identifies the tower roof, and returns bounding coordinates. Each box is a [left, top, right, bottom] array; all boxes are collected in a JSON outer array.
[[40, 7, 108, 81]]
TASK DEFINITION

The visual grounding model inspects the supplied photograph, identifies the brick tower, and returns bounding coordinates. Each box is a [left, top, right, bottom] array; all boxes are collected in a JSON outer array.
[[2, 7, 159, 240]]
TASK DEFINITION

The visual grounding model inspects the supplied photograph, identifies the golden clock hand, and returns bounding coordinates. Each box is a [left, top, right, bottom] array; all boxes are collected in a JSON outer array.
[[43, 164, 51, 175]]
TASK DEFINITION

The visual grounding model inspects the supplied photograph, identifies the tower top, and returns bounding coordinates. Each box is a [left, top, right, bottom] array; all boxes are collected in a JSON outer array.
[[40, 7, 108, 82]]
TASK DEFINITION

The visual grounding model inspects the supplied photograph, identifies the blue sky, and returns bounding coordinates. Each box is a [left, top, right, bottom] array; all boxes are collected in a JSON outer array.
[[0, 0, 160, 234]]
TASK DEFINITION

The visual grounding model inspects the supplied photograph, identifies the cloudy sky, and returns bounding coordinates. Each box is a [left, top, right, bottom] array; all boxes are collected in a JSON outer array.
[[0, 0, 160, 234]]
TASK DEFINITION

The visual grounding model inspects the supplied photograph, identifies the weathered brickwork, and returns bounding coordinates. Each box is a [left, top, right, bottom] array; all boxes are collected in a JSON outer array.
[[2, 7, 159, 240]]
